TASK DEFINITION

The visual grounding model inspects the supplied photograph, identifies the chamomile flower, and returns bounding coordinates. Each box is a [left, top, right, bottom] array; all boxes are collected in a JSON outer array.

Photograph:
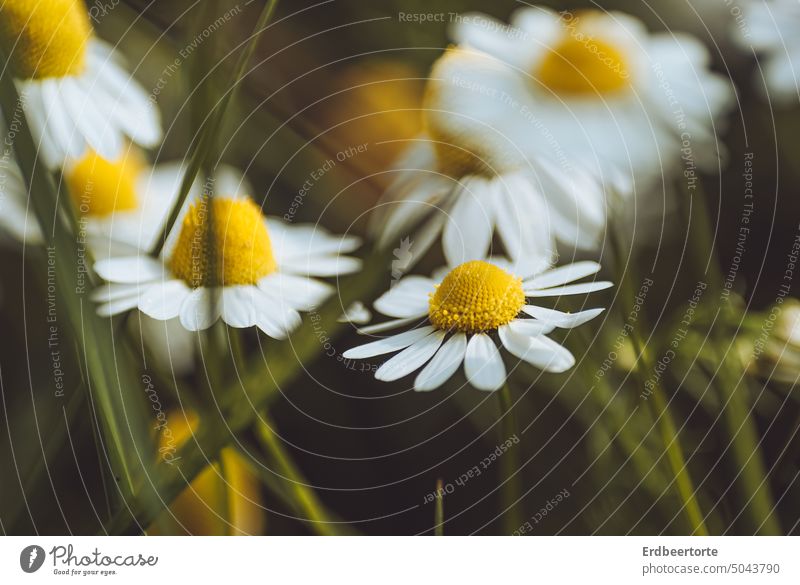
[[343, 258, 611, 392], [0, 147, 232, 253], [0, 0, 161, 168], [69, 153, 252, 254], [735, 0, 800, 101], [450, 8, 733, 182], [91, 191, 361, 337], [370, 131, 596, 270], [373, 8, 734, 254]]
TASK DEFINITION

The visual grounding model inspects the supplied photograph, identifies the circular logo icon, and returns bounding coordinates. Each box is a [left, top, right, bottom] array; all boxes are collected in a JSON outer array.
[[20, 545, 45, 573]]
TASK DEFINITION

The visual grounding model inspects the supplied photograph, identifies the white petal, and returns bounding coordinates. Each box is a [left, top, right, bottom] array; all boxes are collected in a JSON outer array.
[[373, 276, 435, 318], [94, 256, 165, 283], [63, 77, 121, 160], [89, 283, 140, 303], [375, 331, 445, 382], [279, 255, 361, 277], [492, 174, 554, 274], [42, 81, 85, 160], [89, 41, 162, 147], [414, 333, 467, 392], [372, 171, 452, 248], [139, 280, 191, 321], [521, 306, 605, 328], [221, 286, 260, 328], [97, 295, 141, 317], [179, 288, 221, 331], [464, 333, 506, 391], [212, 164, 250, 198], [255, 306, 301, 339], [270, 219, 361, 259], [499, 326, 575, 373], [442, 177, 494, 266], [338, 301, 372, 325], [525, 281, 613, 297], [506, 319, 555, 337], [342, 325, 435, 359], [357, 317, 422, 335], [523, 261, 602, 289], [138, 315, 196, 376], [258, 273, 333, 310], [19, 83, 62, 167]]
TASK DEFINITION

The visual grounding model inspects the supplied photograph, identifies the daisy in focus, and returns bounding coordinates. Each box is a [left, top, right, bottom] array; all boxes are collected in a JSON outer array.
[[343, 258, 611, 391], [91, 188, 361, 337], [735, 0, 800, 101], [0, 0, 161, 167]]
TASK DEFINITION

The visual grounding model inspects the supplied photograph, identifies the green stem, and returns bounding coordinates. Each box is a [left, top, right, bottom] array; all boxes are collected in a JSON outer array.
[[255, 414, 340, 536], [497, 384, 523, 534], [104, 245, 394, 534], [0, 56, 153, 501], [434, 478, 444, 536], [608, 223, 709, 535], [151, 0, 280, 257], [685, 186, 780, 534]]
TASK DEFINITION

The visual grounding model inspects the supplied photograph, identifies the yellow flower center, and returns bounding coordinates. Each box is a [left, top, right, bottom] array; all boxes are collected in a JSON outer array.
[[169, 196, 277, 288], [428, 260, 525, 333], [536, 15, 630, 97], [0, 0, 92, 79], [66, 150, 141, 217]]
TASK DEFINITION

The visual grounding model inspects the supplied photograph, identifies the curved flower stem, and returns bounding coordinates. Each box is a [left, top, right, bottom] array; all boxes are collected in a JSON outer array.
[[608, 224, 709, 535], [255, 414, 341, 536], [497, 383, 523, 534], [105, 246, 394, 535]]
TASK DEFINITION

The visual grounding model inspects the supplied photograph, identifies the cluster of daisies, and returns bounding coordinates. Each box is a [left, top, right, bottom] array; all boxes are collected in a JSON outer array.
[[0, 0, 361, 373], [0, 2, 786, 392], [347, 5, 743, 391]]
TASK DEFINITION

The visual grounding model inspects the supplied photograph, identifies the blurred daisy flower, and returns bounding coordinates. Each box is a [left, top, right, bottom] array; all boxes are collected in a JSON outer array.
[[0, 0, 161, 167], [451, 8, 733, 182], [343, 258, 611, 391], [372, 7, 734, 257], [91, 184, 361, 336], [369, 47, 598, 267], [747, 299, 800, 384], [735, 0, 800, 101], [0, 147, 227, 253], [149, 410, 264, 535]]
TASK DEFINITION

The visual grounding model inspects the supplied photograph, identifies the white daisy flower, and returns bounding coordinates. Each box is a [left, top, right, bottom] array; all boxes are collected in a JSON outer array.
[[91, 191, 362, 337], [735, 0, 800, 101], [369, 131, 596, 271], [0, 0, 161, 168], [450, 8, 733, 182], [0, 148, 232, 253], [343, 258, 611, 392], [371, 8, 734, 255]]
